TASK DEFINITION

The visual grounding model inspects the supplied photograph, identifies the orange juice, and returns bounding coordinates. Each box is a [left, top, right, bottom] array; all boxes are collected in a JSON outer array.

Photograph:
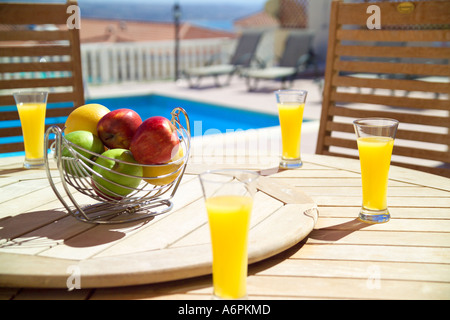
[[17, 102, 47, 159], [357, 136, 394, 210], [277, 102, 304, 159], [205, 195, 253, 299]]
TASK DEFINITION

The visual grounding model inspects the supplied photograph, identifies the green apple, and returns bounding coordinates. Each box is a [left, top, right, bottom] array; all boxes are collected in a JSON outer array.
[[92, 148, 143, 198], [62, 130, 104, 176]]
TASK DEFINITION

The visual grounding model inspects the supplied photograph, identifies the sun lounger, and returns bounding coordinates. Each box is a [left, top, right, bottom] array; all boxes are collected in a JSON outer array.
[[243, 31, 315, 91], [183, 31, 263, 88]]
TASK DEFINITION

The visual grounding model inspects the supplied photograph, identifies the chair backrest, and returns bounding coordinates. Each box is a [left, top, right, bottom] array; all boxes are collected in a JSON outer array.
[[229, 31, 262, 67], [316, 0, 450, 177], [0, 1, 84, 156], [279, 31, 313, 68]]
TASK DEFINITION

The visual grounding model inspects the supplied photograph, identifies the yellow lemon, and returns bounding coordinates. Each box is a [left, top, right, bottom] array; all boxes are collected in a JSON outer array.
[[143, 146, 185, 186], [65, 104, 110, 136]]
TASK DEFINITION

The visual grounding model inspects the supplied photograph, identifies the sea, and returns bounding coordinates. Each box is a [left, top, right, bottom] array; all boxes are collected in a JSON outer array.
[[3, 0, 265, 32]]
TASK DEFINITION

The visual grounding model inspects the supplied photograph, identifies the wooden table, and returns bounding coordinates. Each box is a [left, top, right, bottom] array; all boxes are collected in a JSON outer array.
[[0, 152, 449, 300]]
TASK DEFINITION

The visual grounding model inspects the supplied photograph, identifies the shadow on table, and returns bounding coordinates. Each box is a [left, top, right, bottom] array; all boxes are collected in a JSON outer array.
[[308, 218, 371, 242], [0, 208, 151, 249], [248, 219, 371, 276], [0, 167, 29, 176]]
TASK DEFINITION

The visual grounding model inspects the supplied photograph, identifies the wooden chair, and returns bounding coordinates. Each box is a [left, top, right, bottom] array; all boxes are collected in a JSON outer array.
[[316, 0, 450, 177], [0, 1, 84, 156]]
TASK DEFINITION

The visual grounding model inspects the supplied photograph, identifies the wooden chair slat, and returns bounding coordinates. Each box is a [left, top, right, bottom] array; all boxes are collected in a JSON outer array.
[[321, 149, 449, 177], [328, 106, 448, 127], [0, 30, 70, 42], [0, 77, 76, 90], [331, 92, 450, 111], [335, 45, 450, 60], [325, 121, 449, 145], [332, 75, 450, 94], [0, 45, 72, 57], [334, 60, 450, 77], [324, 136, 449, 163], [337, 29, 450, 42], [0, 3, 70, 25], [0, 62, 74, 73], [0, 106, 75, 121], [0, 123, 64, 139]]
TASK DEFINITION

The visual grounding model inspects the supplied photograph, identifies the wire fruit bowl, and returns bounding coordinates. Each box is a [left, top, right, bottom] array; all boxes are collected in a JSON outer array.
[[44, 107, 191, 224]]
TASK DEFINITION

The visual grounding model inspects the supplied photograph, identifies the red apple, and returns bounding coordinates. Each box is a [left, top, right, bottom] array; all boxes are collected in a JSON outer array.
[[130, 116, 180, 164], [97, 109, 142, 149]]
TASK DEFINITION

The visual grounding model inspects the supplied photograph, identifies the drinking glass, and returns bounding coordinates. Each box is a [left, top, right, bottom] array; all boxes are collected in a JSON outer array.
[[13, 91, 48, 169], [199, 169, 259, 299], [275, 89, 308, 169], [353, 118, 399, 223]]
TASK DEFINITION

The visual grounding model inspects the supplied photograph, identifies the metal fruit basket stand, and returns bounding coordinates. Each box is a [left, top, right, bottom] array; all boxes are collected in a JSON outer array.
[[44, 107, 191, 224]]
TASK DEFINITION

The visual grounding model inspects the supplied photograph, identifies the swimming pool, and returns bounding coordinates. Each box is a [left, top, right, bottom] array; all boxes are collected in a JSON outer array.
[[0, 94, 281, 157], [92, 94, 280, 136]]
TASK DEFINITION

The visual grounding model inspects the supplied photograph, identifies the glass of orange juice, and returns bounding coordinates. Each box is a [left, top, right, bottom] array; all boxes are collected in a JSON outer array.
[[199, 169, 259, 299], [275, 89, 308, 169], [13, 91, 48, 169], [353, 118, 399, 224]]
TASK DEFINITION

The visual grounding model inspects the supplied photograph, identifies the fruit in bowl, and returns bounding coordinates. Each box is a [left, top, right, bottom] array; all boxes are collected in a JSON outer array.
[[61, 130, 104, 177], [97, 108, 142, 149], [64, 104, 110, 136], [143, 144, 185, 186], [92, 148, 143, 199], [130, 116, 180, 165]]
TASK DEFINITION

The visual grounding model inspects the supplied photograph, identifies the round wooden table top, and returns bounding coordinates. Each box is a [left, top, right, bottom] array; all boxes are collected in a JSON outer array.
[[0, 155, 317, 288]]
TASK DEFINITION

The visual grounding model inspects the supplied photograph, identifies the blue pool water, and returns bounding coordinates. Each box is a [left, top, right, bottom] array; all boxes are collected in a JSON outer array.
[[92, 94, 280, 136], [0, 94, 281, 157]]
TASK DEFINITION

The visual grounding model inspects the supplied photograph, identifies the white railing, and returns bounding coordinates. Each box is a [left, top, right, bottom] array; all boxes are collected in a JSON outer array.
[[0, 38, 234, 87], [81, 37, 235, 84]]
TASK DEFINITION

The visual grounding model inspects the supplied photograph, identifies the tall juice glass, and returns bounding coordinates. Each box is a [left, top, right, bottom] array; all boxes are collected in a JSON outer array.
[[353, 118, 399, 223], [13, 91, 48, 169], [199, 169, 259, 299], [275, 89, 307, 169]]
